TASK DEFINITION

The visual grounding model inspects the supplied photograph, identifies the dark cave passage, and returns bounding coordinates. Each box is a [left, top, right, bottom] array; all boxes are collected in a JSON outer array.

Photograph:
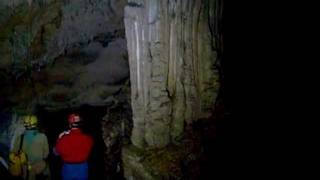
[[37, 105, 108, 180]]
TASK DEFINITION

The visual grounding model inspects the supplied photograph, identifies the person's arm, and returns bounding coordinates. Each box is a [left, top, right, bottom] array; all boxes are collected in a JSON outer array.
[[58, 130, 70, 139], [10, 135, 21, 153], [0, 156, 8, 169], [9, 135, 22, 163], [54, 131, 68, 156], [54, 139, 61, 156], [41, 134, 49, 159], [53, 147, 59, 156]]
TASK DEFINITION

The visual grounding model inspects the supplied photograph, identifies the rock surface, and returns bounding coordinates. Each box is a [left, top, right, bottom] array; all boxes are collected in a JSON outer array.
[[123, 0, 222, 179], [101, 82, 132, 179], [124, 0, 220, 148], [0, 0, 128, 111]]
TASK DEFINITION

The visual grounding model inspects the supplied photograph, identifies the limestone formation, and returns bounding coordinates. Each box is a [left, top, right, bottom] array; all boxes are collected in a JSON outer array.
[[123, 0, 222, 179], [124, 0, 220, 149]]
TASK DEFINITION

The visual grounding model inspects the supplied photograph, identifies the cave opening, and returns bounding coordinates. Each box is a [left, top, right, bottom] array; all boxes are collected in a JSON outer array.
[[37, 105, 108, 180]]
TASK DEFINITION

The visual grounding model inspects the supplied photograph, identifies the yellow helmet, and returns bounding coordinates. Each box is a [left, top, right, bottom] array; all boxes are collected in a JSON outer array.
[[23, 115, 38, 128]]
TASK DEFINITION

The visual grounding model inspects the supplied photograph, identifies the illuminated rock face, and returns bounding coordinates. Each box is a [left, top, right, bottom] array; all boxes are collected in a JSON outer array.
[[124, 0, 220, 149], [123, 0, 222, 179]]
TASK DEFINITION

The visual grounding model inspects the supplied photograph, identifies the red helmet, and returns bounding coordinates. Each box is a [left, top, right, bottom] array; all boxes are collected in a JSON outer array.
[[68, 113, 81, 125]]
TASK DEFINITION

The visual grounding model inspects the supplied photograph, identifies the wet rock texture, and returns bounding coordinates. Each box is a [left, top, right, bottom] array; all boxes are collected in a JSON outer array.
[[0, 0, 128, 110], [123, 0, 222, 179], [101, 83, 132, 180], [125, 0, 220, 149]]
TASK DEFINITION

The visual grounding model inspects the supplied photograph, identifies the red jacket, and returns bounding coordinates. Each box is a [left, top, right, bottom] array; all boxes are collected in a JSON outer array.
[[55, 128, 93, 163]]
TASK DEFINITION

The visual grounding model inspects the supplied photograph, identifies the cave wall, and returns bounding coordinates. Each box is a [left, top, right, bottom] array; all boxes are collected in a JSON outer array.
[[101, 83, 132, 179], [0, 0, 126, 68], [123, 0, 221, 179], [124, 0, 220, 149], [0, 0, 128, 111]]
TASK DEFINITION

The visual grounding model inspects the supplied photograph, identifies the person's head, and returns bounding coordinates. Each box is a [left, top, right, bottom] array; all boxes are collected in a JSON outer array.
[[68, 113, 81, 129], [23, 115, 38, 129]]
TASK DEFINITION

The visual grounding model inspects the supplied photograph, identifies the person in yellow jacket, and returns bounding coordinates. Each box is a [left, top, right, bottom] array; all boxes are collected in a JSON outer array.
[[10, 115, 50, 180]]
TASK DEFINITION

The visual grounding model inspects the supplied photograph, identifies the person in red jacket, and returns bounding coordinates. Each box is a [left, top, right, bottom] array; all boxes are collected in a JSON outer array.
[[54, 113, 93, 180]]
